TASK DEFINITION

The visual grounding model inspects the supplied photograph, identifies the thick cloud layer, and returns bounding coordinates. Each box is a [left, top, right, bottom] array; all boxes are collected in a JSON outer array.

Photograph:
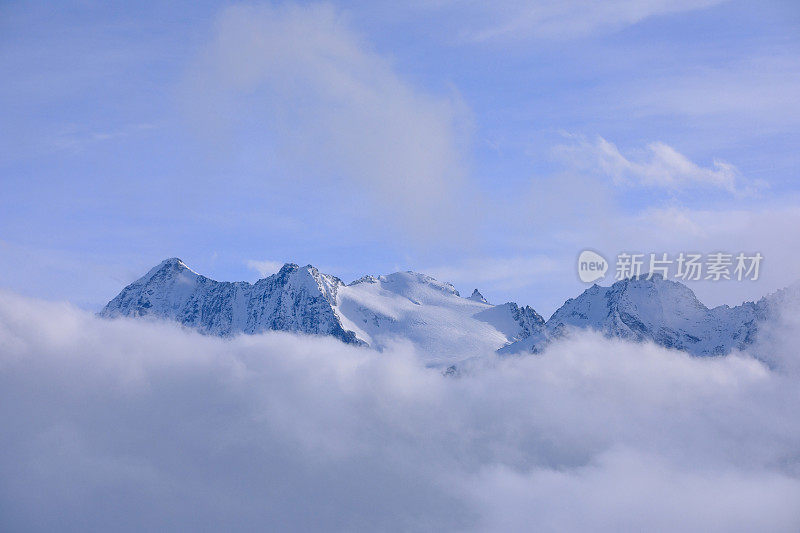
[[1, 290, 799, 532]]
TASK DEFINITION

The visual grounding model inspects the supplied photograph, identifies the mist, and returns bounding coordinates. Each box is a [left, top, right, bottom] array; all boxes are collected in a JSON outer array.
[[1, 289, 799, 532]]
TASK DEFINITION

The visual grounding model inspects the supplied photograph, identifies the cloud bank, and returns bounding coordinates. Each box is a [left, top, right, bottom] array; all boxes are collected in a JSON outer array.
[[1, 289, 799, 531], [185, 3, 474, 243]]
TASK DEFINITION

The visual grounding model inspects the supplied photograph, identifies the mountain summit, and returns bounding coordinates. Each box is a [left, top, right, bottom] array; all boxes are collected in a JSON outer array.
[[100, 257, 361, 344], [501, 274, 770, 356], [101, 258, 546, 363], [102, 259, 794, 360], [468, 289, 488, 304]]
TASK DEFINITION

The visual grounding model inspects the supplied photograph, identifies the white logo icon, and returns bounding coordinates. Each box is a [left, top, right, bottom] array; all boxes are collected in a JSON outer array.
[[577, 250, 608, 283]]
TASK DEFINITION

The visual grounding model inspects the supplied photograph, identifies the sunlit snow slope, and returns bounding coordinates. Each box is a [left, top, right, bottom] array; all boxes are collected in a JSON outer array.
[[101, 258, 797, 360], [501, 274, 794, 356], [101, 258, 545, 362]]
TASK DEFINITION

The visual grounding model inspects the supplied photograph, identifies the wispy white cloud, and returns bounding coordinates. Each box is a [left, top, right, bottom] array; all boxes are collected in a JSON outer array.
[[246, 259, 285, 278], [554, 134, 766, 196], [51, 123, 158, 152], [625, 54, 800, 124], [423, 0, 727, 41]]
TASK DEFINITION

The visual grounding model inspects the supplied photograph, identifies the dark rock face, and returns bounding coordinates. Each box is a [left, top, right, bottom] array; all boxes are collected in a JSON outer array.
[[468, 289, 488, 304], [101, 258, 364, 345]]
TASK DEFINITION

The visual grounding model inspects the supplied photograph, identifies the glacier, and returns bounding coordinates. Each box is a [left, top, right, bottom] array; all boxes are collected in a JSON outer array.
[[101, 258, 545, 363], [101, 258, 797, 360]]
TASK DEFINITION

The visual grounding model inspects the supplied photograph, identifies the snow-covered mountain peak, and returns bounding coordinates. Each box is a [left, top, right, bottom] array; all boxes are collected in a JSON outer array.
[[270, 262, 344, 307], [499, 273, 760, 356], [101, 258, 550, 364], [349, 275, 380, 286], [610, 272, 689, 293], [374, 271, 461, 300], [277, 262, 300, 275], [605, 273, 707, 314], [334, 271, 543, 361], [348, 272, 461, 301], [102, 256, 795, 362], [468, 289, 488, 304], [158, 256, 187, 268], [101, 257, 358, 343], [146, 257, 199, 278]]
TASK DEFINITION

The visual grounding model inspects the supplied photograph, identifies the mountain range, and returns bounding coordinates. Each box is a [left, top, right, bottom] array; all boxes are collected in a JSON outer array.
[[101, 257, 796, 362]]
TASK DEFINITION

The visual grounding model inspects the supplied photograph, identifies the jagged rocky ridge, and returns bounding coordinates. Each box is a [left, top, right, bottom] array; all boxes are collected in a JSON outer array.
[[101, 258, 362, 344], [500, 274, 795, 356], [101, 258, 545, 362], [102, 259, 796, 360]]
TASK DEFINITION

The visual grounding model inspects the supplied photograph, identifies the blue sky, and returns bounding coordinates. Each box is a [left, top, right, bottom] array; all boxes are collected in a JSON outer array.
[[1, 0, 799, 314]]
